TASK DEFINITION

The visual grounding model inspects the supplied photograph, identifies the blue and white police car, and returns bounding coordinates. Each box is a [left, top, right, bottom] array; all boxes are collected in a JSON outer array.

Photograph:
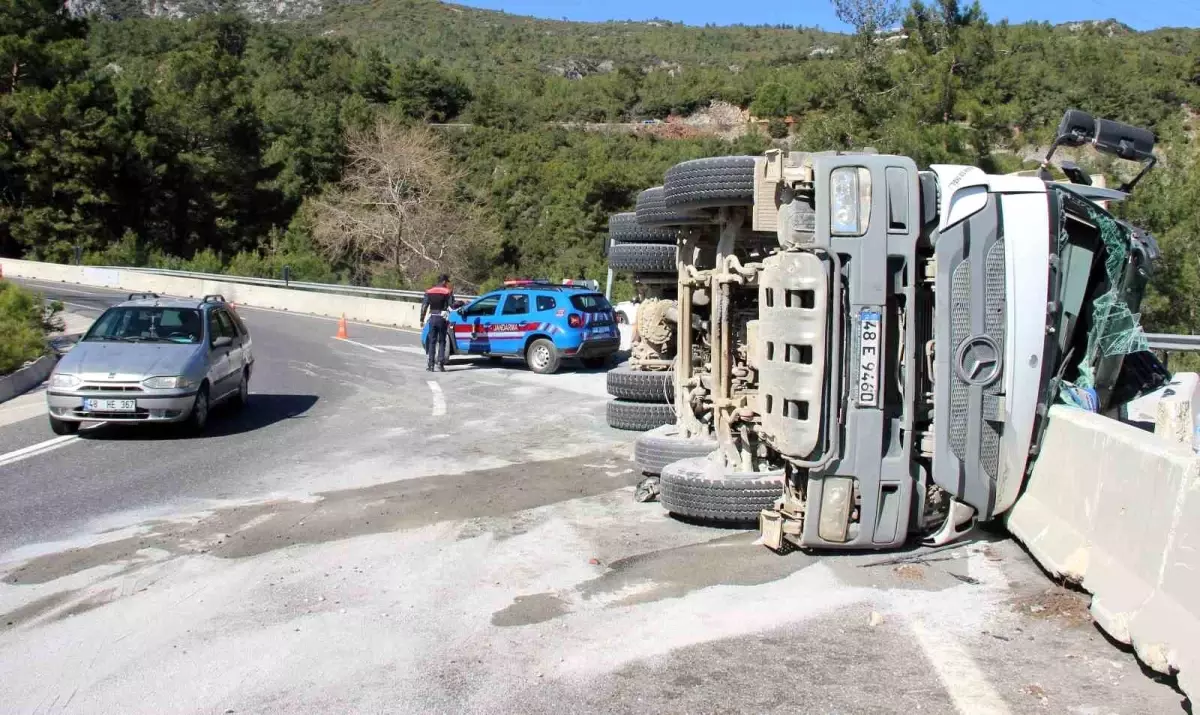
[[420, 279, 621, 374]]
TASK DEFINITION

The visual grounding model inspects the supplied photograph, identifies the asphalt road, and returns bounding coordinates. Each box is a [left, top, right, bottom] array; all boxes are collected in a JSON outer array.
[[0, 278, 626, 557], [0, 278, 1189, 714]]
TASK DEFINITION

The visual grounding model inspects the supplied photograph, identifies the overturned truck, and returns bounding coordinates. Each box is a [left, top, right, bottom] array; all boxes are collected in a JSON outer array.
[[606, 109, 1163, 551]]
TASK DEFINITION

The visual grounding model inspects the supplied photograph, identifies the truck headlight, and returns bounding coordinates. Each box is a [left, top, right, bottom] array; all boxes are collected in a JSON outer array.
[[49, 373, 81, 389], [142, 376, 196, 389], [830, 167, 872, 236]]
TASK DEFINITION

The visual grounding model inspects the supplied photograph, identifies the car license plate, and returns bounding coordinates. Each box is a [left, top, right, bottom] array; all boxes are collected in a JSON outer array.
[[84, 398, 136, 412], [857, 308, 882, 408]]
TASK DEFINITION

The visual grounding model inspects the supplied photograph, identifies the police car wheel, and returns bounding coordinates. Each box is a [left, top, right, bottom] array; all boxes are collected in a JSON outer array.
[[659, 456, 785, 523], [526, 338, 560, 374], [606, 399, 674, 431]]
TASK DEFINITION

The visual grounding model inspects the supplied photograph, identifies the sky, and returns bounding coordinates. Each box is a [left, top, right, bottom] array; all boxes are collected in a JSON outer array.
[[454, 0, 1200, 32]]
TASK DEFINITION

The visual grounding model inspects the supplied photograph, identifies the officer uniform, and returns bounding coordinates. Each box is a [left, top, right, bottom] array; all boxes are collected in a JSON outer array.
[[421, 275, 455, 372]]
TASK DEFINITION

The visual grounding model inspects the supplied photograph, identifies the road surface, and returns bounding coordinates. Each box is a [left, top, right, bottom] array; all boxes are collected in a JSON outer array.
[[0, 278, 1189, 714]]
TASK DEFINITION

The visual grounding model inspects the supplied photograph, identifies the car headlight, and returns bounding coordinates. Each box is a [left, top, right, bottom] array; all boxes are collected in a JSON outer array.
[[49, 373, 81, 389], [830, 167, 872, 236], [142, 376, 196, 389]]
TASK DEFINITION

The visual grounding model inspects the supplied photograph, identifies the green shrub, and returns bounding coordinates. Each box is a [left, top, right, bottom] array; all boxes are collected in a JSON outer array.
[[0, 280, 49, 375]]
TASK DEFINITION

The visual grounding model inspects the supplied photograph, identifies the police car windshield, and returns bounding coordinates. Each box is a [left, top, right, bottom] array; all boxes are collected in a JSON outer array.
[[569, 293, 612, 313]]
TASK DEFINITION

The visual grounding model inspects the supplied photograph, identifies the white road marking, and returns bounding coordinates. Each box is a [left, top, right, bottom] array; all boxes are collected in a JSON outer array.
[[910, 618, 1012, 715], [335, 337, 385, 353], [427, 381, 447, 417], [0, 435, 79, 468], [375, 345, 427, 356]]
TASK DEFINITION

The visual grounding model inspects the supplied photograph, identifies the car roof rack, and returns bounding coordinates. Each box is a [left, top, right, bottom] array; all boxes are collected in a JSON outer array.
[[127, 292, 159, 301], [201, 294, 227, 304]]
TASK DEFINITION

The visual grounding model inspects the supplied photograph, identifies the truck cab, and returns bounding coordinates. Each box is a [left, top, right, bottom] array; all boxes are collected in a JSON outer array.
[[643, 109, 1161, 551]]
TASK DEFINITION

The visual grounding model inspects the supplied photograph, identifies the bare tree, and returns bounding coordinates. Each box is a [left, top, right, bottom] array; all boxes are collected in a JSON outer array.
[[833, 0, 902, 38], [310, 117, 496, 289]]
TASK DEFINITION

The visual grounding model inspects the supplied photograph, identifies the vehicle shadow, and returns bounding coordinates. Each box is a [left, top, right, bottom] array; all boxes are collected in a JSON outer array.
[[77, 393, 319, 441], [448, 350, 631, 375]]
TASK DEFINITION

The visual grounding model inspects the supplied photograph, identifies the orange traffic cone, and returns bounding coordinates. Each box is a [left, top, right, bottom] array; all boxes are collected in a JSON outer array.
[[336, 314, 348, 339]]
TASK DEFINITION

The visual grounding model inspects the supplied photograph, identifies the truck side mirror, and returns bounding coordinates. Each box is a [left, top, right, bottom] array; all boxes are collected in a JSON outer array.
[[1093, 118, 1155, 162]]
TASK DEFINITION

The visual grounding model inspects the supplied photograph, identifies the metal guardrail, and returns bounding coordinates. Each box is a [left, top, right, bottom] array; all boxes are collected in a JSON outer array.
[[104, 266, 479, 302], [1145, 333, 1200, 352]]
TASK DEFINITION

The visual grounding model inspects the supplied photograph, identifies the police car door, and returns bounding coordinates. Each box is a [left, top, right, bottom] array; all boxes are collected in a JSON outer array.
[[455, 293, 501, 354], [493, 292, 531, 355]]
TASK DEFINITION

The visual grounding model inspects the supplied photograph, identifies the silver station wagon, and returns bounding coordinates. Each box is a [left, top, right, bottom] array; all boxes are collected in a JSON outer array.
[[45, 293, 254, 435]]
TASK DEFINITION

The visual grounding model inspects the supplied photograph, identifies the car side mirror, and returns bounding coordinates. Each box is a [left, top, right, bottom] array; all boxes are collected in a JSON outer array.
[[211, 336, 233, 349], [452, 300, 465, 309]]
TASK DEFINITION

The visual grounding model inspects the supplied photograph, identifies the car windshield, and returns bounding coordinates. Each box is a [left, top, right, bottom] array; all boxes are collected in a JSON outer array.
[[85, 307, 203, 344], [569, 293, 612, 313]]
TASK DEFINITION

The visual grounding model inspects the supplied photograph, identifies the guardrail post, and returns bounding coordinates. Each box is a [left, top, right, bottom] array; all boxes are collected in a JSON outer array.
[[283, 265, 291, 287]]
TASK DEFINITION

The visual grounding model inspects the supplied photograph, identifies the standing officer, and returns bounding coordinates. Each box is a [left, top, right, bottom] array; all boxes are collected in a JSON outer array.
[[420, 274, 454, 372]]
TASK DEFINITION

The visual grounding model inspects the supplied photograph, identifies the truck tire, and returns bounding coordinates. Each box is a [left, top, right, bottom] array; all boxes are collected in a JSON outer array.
[[634, 425, 717, 476], [606, 399, 674, 431], [608, 212, 678, 245], [606, 365, 674, 402], [663, 156, 757, 212], [659, 456, 784, 523], [635, 186, 713, 227], [608, 243, 676, 273]]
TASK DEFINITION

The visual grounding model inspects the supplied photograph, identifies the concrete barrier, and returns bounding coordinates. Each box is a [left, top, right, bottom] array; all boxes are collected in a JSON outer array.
[[0, 258, 421, 329], [0, 354, 57, 405], [1007, 405, 1200, 701]]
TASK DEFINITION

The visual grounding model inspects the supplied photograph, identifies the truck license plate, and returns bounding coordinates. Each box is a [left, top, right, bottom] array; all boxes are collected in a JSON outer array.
[[857, 308, 881, 408], [84, 399, 136, 412]]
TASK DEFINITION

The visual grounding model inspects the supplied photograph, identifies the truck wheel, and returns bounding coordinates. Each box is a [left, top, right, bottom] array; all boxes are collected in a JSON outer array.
[[634, 425, 717, 476], [48, 415, 79, 436], [659, 456, 785, 523], [526, 338, 561, 374], [635, 187, 713, 227], [663, 156, 757, 212], [608, 212, 678, 244], [606, 365, 674, 403], [606, 399, 674, 431], [608, 243, 676, 273]]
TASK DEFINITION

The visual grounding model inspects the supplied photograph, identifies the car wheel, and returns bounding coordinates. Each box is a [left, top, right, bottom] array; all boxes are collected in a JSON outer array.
[[232, 369, 250, 409], [526, 338, 560, 374], [48, 415, 79, 436], [186, 385, 210, 435]]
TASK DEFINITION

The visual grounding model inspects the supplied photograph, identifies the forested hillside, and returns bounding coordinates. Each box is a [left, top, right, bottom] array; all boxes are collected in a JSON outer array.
[[3, 0, 1200, 329]]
